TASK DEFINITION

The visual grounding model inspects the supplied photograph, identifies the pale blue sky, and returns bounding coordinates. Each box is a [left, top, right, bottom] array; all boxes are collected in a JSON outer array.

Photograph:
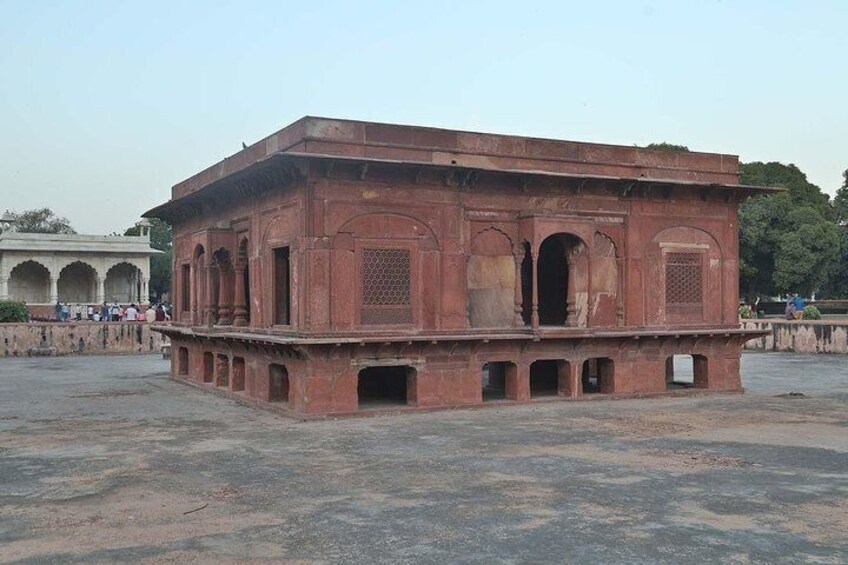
[[1, 1, 845, 234]]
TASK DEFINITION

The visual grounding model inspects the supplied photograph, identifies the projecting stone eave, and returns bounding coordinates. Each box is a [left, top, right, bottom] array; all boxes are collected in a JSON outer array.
[[0, 232, 162, 255], [144, 150, 783, 224]]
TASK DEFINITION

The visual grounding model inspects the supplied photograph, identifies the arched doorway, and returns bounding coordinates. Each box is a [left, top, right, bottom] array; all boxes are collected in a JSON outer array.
[[58, 262, 97, 303], [537, 233, 584, 326], [105, 262, 141, 303], [8, 260, 50, 303]]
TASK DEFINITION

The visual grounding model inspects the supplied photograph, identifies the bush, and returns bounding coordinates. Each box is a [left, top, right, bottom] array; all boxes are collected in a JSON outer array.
[[0, 300, 29, 323], [739, 305, 753, 319], [802, 305, 822, 320]]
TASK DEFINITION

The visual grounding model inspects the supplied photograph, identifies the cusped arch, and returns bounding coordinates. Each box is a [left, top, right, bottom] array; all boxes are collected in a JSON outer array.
[[57, 261, 98, 303], [593, 231, 619, 258], [8, 260, 51, 303], [175, 241, 189, 261], [650, 225, 723, 257], [471, 226, 514, 256], [104, 261, 142, 304], [337, 212, 440, 250], [193, 243, 206, 260]]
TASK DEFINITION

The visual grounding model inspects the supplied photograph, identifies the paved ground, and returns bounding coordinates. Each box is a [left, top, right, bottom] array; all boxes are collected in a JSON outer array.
[[0, 353, 846, 564]]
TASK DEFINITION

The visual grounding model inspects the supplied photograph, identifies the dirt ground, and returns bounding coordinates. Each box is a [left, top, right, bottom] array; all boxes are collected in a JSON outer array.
[[0, 352, 846, 564]]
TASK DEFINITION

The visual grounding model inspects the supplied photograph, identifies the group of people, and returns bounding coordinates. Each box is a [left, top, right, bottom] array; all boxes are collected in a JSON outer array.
[[784, 294, 806, 320], [54, 301, 170, 323]]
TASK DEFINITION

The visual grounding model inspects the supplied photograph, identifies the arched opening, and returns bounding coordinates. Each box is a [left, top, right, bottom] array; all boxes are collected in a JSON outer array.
[[357, 365, 414, 409], [482, 362, 515, 402], [530, 359, 571, 397], [537, 233, 584, 326], [581, 357, 614, 394], [8, 261, 50, 303], [666, 354, 708, 390], [58, 261, 97, 303], [231, 357, 245, 391], [177, 347, 189, 375], [269, 364, 290, 403], [105, 262, 142, 304], [215, 354, 229, 387], [202, 352, 214, 383]]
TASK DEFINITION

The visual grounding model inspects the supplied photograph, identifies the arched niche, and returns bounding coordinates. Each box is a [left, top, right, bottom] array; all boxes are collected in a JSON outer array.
[[590, 232, 619, 327], [336, 212, 439, 250], [9, 260, 51, 303], [58, 261, 97, 303], [105, 262, 142, 304], [468, 227, 515, 328], [647, 226, 723, 325], [537, 232, 588, 327]]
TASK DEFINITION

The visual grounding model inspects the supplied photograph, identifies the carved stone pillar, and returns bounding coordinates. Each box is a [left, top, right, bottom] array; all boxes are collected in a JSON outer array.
[[141, 278, 149, 305], [205, 265, 217, 326], [217, 266, 232, 325], [232, 264, 248, 327], [513, 253, 524, 327], [189, 264, 197, 324], [0, 276, 8, 300], [566, 252, 578, 327], [615, 257, 625, 326], [530, 249, 539, 329]]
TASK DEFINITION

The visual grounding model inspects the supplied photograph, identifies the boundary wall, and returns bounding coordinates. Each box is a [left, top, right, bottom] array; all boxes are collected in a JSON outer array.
[[1, 322, 165, 357], [742, 320, 848, 354]]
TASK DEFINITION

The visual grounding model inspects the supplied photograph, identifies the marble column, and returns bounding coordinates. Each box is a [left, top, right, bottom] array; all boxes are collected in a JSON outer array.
[[96, 276, 105, 304], [50, 277, 59, 303], [0, 276, 8, 300]]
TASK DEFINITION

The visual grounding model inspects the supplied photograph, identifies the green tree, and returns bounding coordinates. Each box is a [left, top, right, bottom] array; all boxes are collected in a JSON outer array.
[[739, 162, 840, 299], [0, 300, 29, 322], [125, 218, 172, 301], [9, 208, 76, 234], [820, 169, 848, 297]]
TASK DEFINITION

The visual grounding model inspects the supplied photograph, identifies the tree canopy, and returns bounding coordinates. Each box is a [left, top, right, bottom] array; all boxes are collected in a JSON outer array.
[[739, 162, 841, 299], [7, 208, 76, 234]]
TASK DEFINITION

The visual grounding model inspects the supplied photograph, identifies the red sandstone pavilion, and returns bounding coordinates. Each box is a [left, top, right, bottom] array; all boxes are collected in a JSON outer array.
[[145, 117, 774, 417]]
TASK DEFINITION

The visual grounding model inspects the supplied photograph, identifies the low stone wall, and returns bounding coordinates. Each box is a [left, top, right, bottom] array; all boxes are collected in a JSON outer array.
[[742, 320, 848, 354], [0, 322, 166, 357]]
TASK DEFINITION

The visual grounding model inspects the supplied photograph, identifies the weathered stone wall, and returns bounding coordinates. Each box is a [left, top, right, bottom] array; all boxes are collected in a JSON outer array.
[[743, 320, 848, 354], [0, 322, 166, 357]]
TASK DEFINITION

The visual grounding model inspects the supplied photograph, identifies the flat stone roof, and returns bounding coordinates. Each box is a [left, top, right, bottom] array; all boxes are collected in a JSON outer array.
[[0, 232, 160, 255], [171, 116, 743, 199]]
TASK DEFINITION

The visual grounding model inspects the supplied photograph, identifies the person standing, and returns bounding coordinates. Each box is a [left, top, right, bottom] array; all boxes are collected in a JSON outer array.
[[125, 303, 138, 321], [793, 294, 805, 319]]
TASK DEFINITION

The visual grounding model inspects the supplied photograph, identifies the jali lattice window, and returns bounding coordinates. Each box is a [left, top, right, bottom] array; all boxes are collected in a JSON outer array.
[[361, 248, 412, 325], [665, 252, 702, 305]]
